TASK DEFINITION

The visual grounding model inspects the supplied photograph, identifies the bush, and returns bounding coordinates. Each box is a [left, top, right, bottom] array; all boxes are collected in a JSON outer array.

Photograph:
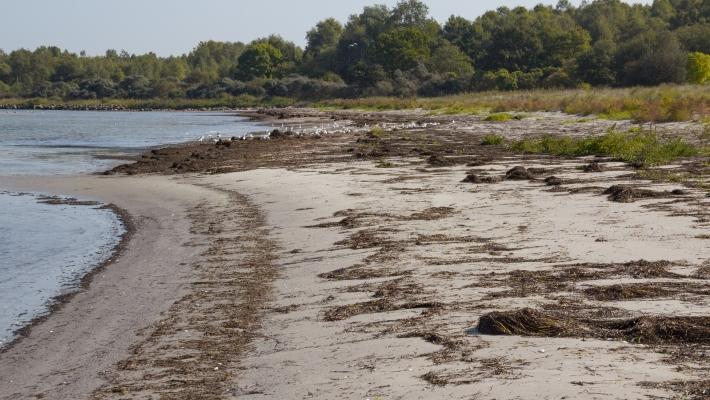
[[484, 112, 514, 122], [418, 73, 470, 96], [543, 69, 576, 89], [0, 81, 11, 98], [687, 52, 710, 84], [79, 78, 116, 98], [118, 75, 154, 99], [511, 129, 698, 166], [481, 134, 505, 145], [262, 75, 348, 99], [516, 69, 544, 90], [186, 82, 227, 99]]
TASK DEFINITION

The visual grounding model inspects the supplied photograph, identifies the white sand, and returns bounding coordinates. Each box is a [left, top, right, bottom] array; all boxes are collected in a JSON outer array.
[[0, 154, 707, 399], [204, 159, 707, 399]]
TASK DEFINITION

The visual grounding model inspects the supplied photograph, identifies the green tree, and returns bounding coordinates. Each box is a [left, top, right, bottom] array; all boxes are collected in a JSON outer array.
[[187, 41, 245, 79], [305, 18, 343, 57], [619, 30, 687, 85], [651, 0, 676, 23], [687, 51, 710, 83], [376, 27, 432, 73], [237, 43, 283, 80], [304, 18, 343, 77], [52, 56, 83, 82], [466, 5, 589, 72], [335, 4, 391, 81], [427, 41, 474, 76], [668, 0, 708, 28], [576, 39, 617, 85], [443, 16, 476, 55], [0, 54, 11, 83], [79, 78, 116, 98], [390, 0, 430, 27], [118, 75, 154, 98], [0, 80, 11, 97], [2, 0, 710, 99], [674, 23, 710, 52]]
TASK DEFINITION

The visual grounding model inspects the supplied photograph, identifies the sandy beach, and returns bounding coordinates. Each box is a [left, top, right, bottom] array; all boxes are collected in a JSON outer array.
[[0, 109, 708, 399]]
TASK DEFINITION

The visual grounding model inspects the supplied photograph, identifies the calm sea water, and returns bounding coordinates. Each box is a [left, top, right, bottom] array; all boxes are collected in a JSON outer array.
[[0, 110, 264, 174], [0, 110, 262, 345]]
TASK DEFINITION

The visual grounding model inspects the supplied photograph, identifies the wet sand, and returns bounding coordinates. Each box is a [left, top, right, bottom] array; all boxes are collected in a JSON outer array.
[[0, 175, 238, 398], [0, 109, 708, 399]]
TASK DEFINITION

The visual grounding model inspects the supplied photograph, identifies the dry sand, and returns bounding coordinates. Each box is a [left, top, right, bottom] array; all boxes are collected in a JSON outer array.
[[0, 109, 708, 399], [203, 159, 708, 400]]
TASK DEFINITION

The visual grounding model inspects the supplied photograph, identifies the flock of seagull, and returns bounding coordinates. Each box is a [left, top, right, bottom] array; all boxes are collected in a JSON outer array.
[[197, 120, 443, 143]]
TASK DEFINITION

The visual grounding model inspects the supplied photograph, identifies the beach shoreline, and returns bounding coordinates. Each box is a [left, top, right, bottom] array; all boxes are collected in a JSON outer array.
[[0, 198, 134, 354], [0, 108, 708, 399], [0, 175, 234, 398]]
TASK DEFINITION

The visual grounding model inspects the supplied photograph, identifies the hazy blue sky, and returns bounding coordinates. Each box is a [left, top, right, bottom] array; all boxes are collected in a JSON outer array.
[[1, 0, 652, 56]]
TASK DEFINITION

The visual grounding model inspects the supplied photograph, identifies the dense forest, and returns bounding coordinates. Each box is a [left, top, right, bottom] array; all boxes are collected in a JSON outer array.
[[1, 0, 709, 102]]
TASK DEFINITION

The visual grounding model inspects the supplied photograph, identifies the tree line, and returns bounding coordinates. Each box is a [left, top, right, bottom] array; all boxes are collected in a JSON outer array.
[[0, 0, 708, 102]]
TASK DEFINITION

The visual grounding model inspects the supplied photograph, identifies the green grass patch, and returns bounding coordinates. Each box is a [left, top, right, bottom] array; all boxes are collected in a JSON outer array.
[[484, 112, 514, 122], [314, 85, 709, 123], [481, 134, 506, 145], [510, 129, 701, 167]]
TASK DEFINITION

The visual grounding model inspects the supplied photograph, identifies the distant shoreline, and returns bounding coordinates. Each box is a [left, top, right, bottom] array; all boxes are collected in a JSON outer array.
[[0, 96, 296, 112], [0, 103, 247, 112], [2, 83, 707, 124]]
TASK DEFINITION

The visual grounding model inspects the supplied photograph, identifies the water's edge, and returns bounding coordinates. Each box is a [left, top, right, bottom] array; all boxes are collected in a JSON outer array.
[[0, 197, 134, 353], [0, 111, 266, 349]]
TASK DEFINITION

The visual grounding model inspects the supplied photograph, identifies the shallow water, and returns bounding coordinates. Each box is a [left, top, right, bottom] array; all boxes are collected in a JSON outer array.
[[0, 110, 264, 174], [0, 192, 124, 345], [0, 110, 261, 345]]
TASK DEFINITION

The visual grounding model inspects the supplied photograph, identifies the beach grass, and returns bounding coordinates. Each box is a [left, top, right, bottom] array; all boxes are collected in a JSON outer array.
[[315, 85, 710, 123], [3, 85, 708, 124], [481, 134, 506, 145], [483, 112, 514, 122], [510, 128, 705, 167]]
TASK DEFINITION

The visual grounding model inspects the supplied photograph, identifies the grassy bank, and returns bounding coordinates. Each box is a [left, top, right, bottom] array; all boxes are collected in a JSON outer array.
[[0, 95, 296, 111], [509, 128, 708, 167], [2, 85, 708, 122], [315, 85, 710, 123]]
